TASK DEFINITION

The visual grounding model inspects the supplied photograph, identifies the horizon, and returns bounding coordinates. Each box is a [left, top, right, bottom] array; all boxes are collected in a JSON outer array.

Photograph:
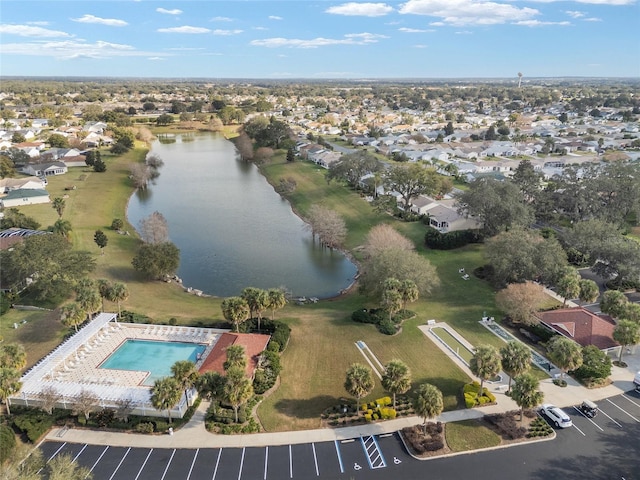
[[1, 0, 639, 79]]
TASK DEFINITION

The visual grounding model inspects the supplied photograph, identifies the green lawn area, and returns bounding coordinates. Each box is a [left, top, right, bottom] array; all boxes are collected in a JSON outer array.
[[445, 419, 501, 452], [5, 140, 513, 432]]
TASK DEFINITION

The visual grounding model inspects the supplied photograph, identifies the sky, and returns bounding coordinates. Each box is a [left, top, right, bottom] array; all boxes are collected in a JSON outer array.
[[1, 0, 639, 79]]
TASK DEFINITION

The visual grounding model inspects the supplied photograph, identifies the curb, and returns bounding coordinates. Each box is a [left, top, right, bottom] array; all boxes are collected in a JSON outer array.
[[397, 421, 556, 462]]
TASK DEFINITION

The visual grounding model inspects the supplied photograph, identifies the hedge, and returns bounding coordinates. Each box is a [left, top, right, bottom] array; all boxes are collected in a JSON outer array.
[[463, 382, 497, 408], [13, 410, 55, 443], [0, 424, 16, 463], [424, 226, 483, 250]]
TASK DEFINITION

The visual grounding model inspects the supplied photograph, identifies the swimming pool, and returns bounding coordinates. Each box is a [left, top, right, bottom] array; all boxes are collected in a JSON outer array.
[[100, 339, 206, 386]]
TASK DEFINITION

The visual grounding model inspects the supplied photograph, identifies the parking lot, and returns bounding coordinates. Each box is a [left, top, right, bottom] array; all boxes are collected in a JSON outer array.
[[39, 432, 411, 480]]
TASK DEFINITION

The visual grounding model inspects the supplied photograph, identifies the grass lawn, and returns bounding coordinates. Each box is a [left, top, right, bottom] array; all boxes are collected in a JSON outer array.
[[431, 327, 474, 364], [445, 419, 501, 452], [6, 140, 512, 432]]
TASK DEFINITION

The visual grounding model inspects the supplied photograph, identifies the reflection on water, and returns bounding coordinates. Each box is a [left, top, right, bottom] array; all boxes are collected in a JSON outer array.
[[127, 133, 357, 298]]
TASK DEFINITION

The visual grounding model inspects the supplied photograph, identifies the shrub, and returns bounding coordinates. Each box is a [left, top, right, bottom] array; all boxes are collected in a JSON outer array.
[[135, 422, 154, 434], [485, 412, 527, 440], [120, 310, 153, 324], [94, 409, 115, 428], [377, 319, 397, 335], [375, 396, 392, 407], [13, 410, 54, 443], [351, 309, 378, 324], [0, 424, 16, 464], [154, 421, 169, 433], [463, 382, 496, 408], [111, 218, 124, 231], [364, 414, 372, 422], [553, 378, 568, 387], [424, 226, 483, 250]]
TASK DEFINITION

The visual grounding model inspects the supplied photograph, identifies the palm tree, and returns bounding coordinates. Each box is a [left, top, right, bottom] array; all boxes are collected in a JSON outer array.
[[381, 277, 402, 322], [499, 341, 531, 391], [60, 302, 85, 332], [0, 367, 21, 415], [51, 219, 72, 239], [75, 284, 101, 322], [151, 377, 181, 424], [223, 345, 247, 372], [399, 279, 419, 312], [221, 296, 250, 333], [223, 366, 254, 423], [511, 373, 544, 421], [108, 282, 129, 319], [241, 287, 269, 331], [0, 343, 27, 370], [578, 279, 599, 304], [381, 359, 411, 409], [469, 345, 502, 398], [52, 197, 66, 218], [170, 360, 199, 407], [413, 383, 444, 435], [97, 279, 112, 312], [546, 336, 583, 377], [344, 363, 375, 415], [267, 288, 287, 321]]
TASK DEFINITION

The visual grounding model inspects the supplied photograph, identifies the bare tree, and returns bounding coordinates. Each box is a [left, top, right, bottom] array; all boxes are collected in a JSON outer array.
[[72, 389, 99, 421], [38, 385, 62, 414], [364, 224, 414, 258], [254, 147, 274, 165], [130, 163, 151, 189], [145, 154, 164, 169], [305, 205, 347, 249], [495, 281, 546, 325], [114, 397, 135, 423], [235, 132, 254, 160], [139, 211, 169, 244]]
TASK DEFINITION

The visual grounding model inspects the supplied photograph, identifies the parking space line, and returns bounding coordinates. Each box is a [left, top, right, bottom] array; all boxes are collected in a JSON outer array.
[[107, 447, 130, 480], [186, 448, 199, 480], [334, 440, 345, 474], [159, 449, 176, 480], [211, 449, 222, 480], [312, 443, 319, 476], [622, 394, 640, 409], [572, 424, 586, 436], [237, 447, 245, 480], [597, 408, 623, 428], [289, 444, 293, 478], [47, 442, 67, 462], [263, 446, 268, 480], [72, 444, 88, 462], [88, 446, 109, 475], [134, 449, 153, 480], [573, 406, 604, 431], [607, 398, 640, 422]]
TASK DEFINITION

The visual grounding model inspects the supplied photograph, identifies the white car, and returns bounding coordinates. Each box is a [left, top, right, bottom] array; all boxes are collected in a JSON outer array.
[[539, 404, 573, 428]]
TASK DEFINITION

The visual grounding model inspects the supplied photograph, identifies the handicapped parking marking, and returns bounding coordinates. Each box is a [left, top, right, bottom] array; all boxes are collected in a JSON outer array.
[[393, 457, 401, 465], [354, 463, 362, 471]]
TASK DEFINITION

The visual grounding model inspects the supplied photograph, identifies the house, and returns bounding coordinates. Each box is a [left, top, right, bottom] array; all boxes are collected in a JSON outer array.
[[0, 176, 46, 193], [21, 161, 67, 177], [40, 147, 81, 161], [0, 228, 49, 250], [198, 332, 271, 378], [0, 188, 50, 208], [423, 203, 482, 233], [534, 307, 619, 354]]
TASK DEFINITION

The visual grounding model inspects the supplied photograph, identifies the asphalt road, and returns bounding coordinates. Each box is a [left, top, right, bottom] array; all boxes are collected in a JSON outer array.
[[39, 391, 640, 480]]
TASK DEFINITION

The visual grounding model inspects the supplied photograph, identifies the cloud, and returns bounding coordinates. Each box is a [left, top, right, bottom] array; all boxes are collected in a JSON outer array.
[[211, 16, 233, 22], [514, 20, 571, 26], [213, 29, 243, 35], [156, 8, 183, 15], [413, 44, 428, 48], [157, 25, 211, 33], [250, 32, 388, 48], [326, 2, 394, 16], [584, 17, 602, 21], [268, 16, 283, 20], [71, 14, 128, 27], [167, 47, 206, 51], [148, 57, 165, 61], [0, 39, 166, 60], [398, 27, 432, 32], [399, 0, 539, 26], [565, 10, 586, 18], [0, 24, 72, 37], [528, 0, 633, 3], [455, 30, 473, 34]]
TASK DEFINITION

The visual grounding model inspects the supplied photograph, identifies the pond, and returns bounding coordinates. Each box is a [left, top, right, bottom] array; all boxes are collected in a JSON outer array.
[[127, 133, 357, 298]]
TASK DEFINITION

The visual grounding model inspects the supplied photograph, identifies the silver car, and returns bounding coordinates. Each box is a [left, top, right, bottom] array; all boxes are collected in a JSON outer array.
[[540, 404, 573, 428]]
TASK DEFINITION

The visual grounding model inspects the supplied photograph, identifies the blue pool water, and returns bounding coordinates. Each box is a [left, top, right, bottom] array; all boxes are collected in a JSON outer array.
[[100, 340, 206, 386]]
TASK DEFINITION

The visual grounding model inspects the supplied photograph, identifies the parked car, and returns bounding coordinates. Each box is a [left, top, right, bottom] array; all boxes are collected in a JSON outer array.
[[634, 371, 640, 392], [539, 404, 573, 428], [577, 399, 598, 418]]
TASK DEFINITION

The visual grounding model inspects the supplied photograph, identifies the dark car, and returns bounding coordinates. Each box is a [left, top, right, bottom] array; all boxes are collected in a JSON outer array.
[[577, 400, 597, 418]]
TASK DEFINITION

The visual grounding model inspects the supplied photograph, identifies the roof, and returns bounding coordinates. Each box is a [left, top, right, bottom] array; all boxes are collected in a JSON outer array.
[[198, 332, 271, 377], [1, 188, 50, 200], [535, 307, 618, 350], [0, 227, 49, 250]]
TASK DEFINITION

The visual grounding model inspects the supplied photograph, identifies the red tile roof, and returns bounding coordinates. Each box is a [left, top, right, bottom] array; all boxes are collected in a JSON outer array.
[[535, 307, 618, 350], [199, 332, 271, 377]]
